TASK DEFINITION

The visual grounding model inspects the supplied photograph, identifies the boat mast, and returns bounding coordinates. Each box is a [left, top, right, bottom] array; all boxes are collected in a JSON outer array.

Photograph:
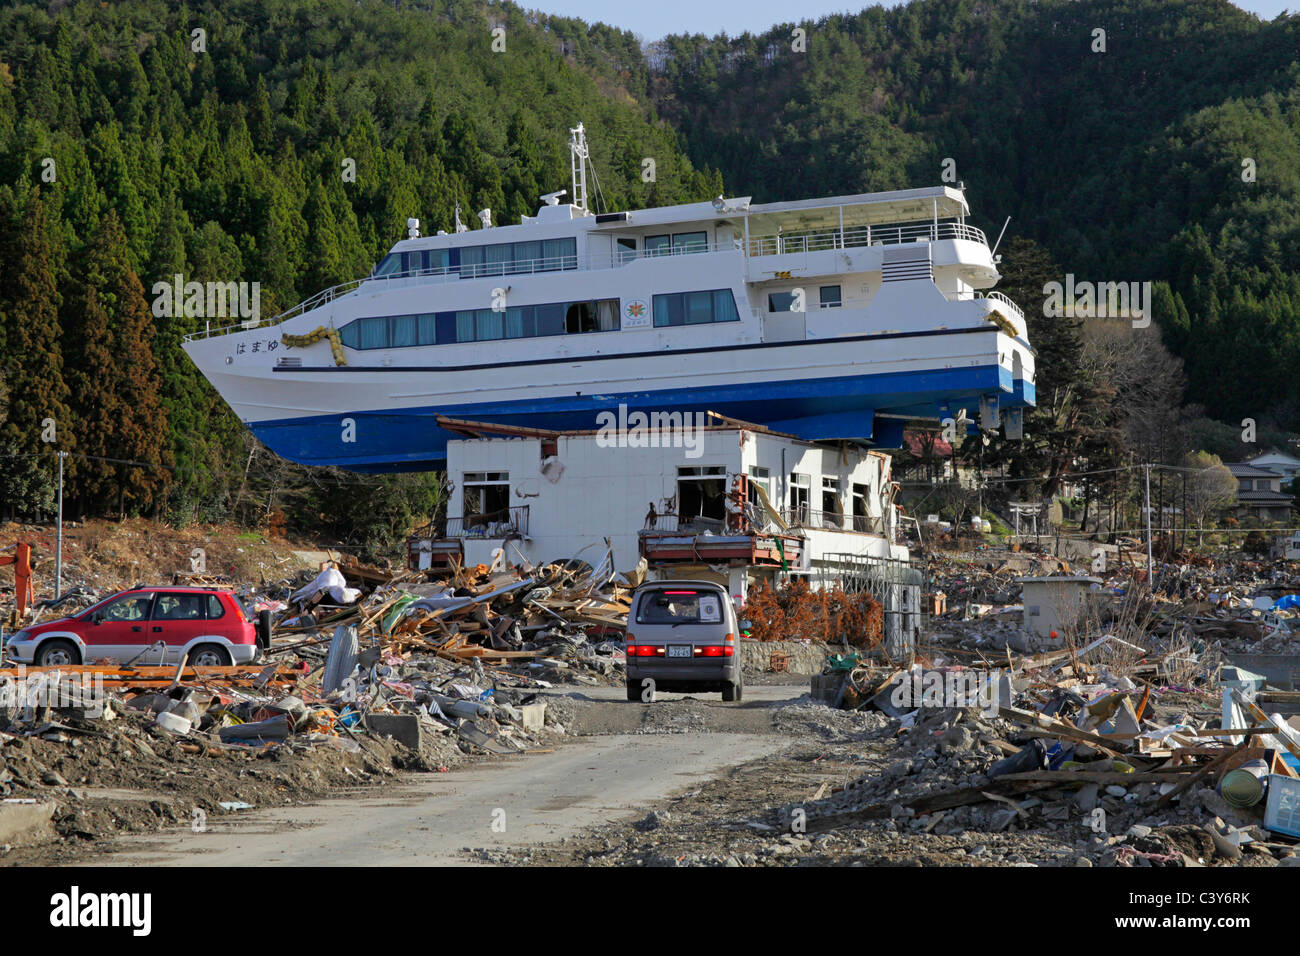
[[570, 123, 589, 214]]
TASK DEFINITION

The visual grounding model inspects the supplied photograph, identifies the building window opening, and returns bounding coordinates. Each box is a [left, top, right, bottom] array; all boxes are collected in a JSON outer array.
[[677, 466, 727, 530]]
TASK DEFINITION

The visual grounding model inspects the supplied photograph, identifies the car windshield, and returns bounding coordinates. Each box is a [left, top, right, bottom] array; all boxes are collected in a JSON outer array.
[[636, 589, 723, 625]]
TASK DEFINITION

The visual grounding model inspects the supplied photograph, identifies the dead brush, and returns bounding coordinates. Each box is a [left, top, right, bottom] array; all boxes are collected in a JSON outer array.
[[1055, 582, 1157, 680]]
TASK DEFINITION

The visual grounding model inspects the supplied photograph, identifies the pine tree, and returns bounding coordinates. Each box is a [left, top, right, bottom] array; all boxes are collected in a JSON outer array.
[[0, 188, 70, 515]]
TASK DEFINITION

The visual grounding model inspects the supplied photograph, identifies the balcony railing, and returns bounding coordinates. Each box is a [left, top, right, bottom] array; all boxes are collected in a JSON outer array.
[[439, 506, 530, 539], [641, 513, 727, 534], [782, 507, 880, 533], [747, 221, 987, 258]]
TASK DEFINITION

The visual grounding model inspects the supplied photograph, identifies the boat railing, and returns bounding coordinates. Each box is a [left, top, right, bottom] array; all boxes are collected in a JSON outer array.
[[976, 290, 1027, 335], [747, 220, 987, 257]]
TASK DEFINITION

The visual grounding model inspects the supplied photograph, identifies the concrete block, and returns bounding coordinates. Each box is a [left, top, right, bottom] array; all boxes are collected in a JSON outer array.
[[810, 672, 846, 707], [364, 713, 423, 750], [518, 701, 546, 732], [0, 799, 55, 845]]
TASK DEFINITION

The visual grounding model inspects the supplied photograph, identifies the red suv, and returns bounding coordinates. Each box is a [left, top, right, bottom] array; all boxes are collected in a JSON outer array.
[[3, 587, 269, 667]]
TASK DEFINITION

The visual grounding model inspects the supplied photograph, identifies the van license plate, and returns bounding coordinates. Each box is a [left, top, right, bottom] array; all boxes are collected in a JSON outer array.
[[668, 645, 692, 658]]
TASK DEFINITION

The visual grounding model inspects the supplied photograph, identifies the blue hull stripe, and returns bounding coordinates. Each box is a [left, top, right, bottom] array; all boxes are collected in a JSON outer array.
[[250, 365, 1036, 473]]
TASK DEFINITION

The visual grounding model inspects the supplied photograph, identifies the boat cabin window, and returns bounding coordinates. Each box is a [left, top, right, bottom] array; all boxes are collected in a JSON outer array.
[[459, 237, 577, 277], [373, 249, 453, 278], [565, 299, 619, 334], [616, 237, 637, 263], [820, 285, 842, 308], [652, 289, 741, 327], [645, 231, 707, 257], [373, 253, 405, 277], [337, 297, 620, 349], [767, 291, 802, 313]]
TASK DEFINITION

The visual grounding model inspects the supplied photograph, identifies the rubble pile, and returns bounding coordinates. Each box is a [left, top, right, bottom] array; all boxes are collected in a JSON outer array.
[[794, 571, 1300, 864], [0, 545, 642, 857]]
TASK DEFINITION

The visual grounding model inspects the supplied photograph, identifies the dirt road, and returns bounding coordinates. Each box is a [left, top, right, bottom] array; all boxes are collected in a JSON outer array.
[[92, 686, 806, 866]]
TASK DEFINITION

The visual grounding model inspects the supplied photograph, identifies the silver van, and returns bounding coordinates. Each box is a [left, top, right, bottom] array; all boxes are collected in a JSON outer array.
[[625, 580, 743, 702]]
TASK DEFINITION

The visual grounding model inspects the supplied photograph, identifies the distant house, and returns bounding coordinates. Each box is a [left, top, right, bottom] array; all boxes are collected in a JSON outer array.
[[1227, 462, 1294, 522], [1248, 449, 1300, 483]]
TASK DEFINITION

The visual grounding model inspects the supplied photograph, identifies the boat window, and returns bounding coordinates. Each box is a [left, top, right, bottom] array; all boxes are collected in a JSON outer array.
[[616, 237, 637, 263], [412, 249, 451, 275], [391, 315, 417, 348], [504, 307, 526, 339], [672, 231, 707, 254], [645, 235, 672, 257], [359, 317, 389, 349], [455, 238, 577, 277], [373, 254, 405, 277], [484, 244, 513, 275], [566, 302, 596, 334], [652, 289, 742, 327], [542, 238, 577, 271], [645, 232, 708, 257], [768, 291, 800, 312], [338, 295, 620, 349], [685, 291, 713, 325], [535, 303, 566, 336], [475, 309, 504, 341], [820, 285, 842, 308]]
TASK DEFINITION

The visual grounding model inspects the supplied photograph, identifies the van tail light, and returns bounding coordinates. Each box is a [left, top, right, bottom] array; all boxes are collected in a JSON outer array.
[[626, 644, 665, 657], [692, 646, 734, 657]]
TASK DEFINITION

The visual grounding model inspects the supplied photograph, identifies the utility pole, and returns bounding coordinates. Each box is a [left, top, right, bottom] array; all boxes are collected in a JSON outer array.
[[55, 450, 66, 599], [1144, 463, 1153, 584]]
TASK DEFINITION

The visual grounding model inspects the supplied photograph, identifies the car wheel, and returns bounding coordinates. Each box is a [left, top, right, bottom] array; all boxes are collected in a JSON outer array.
[[189, 643, 232, 667], [626, 682, 642, 702], [35, 639, 81, 667], [722, 681, 739, 702]]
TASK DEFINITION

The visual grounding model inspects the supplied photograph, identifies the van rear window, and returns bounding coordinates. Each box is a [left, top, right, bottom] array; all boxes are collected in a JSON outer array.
[[636, 590, 722, 624]]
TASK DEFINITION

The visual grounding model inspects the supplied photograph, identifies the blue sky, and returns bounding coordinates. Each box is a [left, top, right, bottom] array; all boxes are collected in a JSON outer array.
[[532, 1, 1292, 41]]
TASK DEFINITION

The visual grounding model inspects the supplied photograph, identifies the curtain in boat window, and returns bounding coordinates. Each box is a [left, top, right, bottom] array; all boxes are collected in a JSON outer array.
[[359, 317, 388, 348], [542, 238, 576, 271], [391, 315, 417, 348], [485, 243, 512, 275], [475, 308, 504, 341], [595, 299, 620, 331], [418, 314, 438, 345], [456, 311, 475, 342], [513, 241, 542, 272], [504, 307, 525, 338], [459, 245, 484, 277], [713, 290, 740, 322], [685, 291, 713, 325]]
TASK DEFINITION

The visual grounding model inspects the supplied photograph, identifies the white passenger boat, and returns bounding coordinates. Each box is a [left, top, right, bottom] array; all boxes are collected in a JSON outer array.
[[183, 124, 1034, 472]]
